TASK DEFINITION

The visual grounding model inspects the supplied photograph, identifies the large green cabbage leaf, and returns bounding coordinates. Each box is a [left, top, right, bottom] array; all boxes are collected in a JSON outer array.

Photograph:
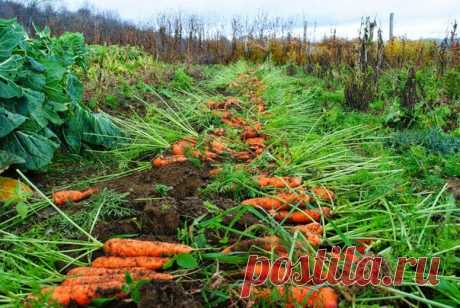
[[0, 19, 120, 172]]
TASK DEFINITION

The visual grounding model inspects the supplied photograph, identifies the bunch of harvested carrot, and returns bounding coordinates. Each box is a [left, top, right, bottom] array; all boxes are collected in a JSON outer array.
[[103, 238, 193, 257], [52, 188, 98, 206], [254, 286, 338, 308], [257, 176, 302, 188], [41, 238, 192, 306]]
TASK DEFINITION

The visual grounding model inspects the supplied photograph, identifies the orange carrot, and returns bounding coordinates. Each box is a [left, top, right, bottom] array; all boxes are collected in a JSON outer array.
[[241, 126, 260, 140], [52, 188, 98, 206], [222, 236, 280, 254], [312, 187, 336, 202], [274, 208, 331, 223], [210, 140, 227, 154], [91, 256, 168, 269], [257, 103, 265, 113], [257, 176, 302, 188], [171, 138, 197, 156], [152, 155, 188, 168], [245, 137, 266, 147], [255, 286, 338, 308], [44, 281, 125, 306], [291, 222, 323, 235], [207, 100, 224, 110], [290, 222, 323, 246], [67, 267, 148, 277], [242, 197, 285, 210], [277, 191, 311, 205], [103, 238, 193, 257], [212, 128, 226, 136], [62, 271, 173, 286], [231, 151, 253, 161]]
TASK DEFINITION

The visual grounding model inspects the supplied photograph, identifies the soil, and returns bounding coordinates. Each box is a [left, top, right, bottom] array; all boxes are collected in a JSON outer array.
[[91, 161, 211, 242], [137, 282, 202, 308]]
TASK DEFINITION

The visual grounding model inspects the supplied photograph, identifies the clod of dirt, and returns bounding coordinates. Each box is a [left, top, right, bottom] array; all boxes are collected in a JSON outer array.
[[141, 197, 181, 236], [137, 282, 202, 308], [215, 197, 259, 228], [94, 219, 140, 242], [105, 162, 208, 201]]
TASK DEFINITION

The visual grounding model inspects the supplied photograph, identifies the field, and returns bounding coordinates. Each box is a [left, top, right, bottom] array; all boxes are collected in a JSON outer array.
[[0, 18, 459, 308]]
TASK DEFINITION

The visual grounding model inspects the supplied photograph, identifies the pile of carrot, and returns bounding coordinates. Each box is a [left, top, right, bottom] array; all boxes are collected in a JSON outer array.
[[257, 176, 303, 188], [42, 239, 192, 306], [152, 136, 230, 168]]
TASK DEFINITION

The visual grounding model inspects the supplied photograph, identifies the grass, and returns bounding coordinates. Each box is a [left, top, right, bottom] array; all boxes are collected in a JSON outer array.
[[1, 47, 459, 307]]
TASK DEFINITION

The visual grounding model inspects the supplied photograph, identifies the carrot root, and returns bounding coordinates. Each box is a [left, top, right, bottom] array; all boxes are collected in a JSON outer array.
[[91, 256, 168, 270], [103, 238, 193, 257]]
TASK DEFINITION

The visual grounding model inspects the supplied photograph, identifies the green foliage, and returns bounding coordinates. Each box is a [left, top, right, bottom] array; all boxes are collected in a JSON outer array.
[[0, 19, 120, 171], [390, 128, 460, 154], [171, 68, 193, 90], [443, 69, 460, 99]]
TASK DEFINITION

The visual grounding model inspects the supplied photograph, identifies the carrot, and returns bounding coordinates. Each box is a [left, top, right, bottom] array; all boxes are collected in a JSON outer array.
[[52, 188, 98, 206], [221, 115, 247, 128], [231, 151, 253, 161], [255, 286, 338, 308], [223, 97, 241, 109], [289, 223, 323, 246], [212, 128, 226, 136], [103, 238, 193, 257], [257, 176, 302, 188], [291, 222, 323, 235], [274, 208, 331, 223], [171, 138, 197, 156], [152, 155, 188, 168], [245, 137, 266, 147], [312, 187, 336, 202], [44, 281, 125, 306], [62, 271, 173, 286], [91, 256, 168, 269], [210, 140, 227, 154], [242, 197, 285, 210], [241, 126, 260, 140], [207, 100, 224, 110], [222, 236, 280, 254], [257, 103, 265, 113], [67, 267, 148, 277], [277, 191, 311, 205]]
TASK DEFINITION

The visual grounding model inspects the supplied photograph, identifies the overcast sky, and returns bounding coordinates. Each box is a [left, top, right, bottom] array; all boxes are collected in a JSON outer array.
[[63, 0, 459, 39]]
